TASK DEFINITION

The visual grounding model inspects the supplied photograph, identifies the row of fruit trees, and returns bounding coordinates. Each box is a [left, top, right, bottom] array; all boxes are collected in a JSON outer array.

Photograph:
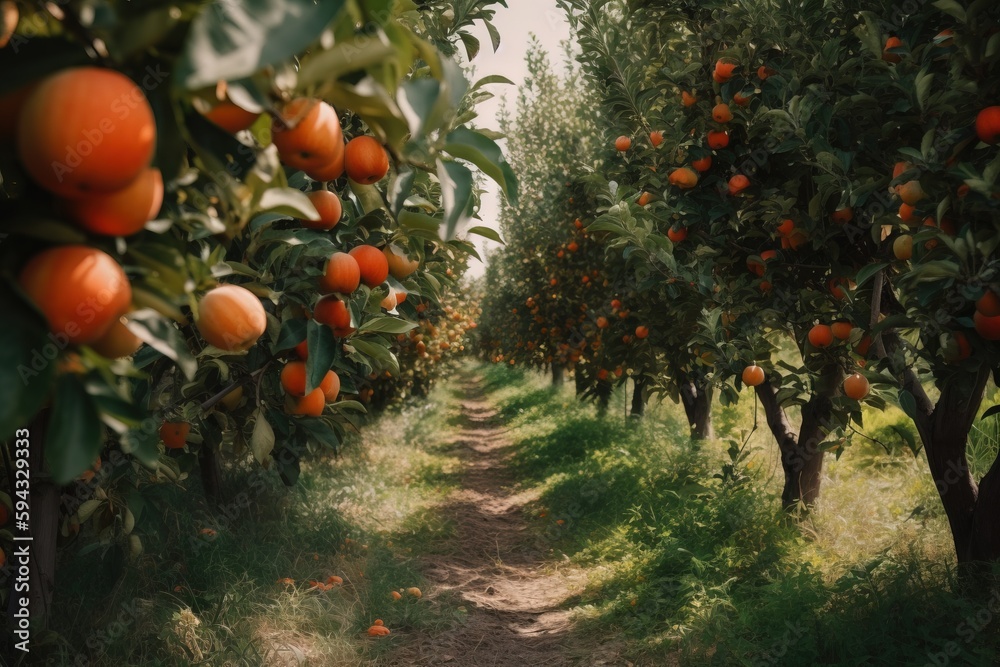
[[0, 0, 514, 631], [477, 0, 1000, 568]]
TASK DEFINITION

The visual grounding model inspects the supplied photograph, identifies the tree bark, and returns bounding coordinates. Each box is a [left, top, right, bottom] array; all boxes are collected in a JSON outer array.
[[680, 378, 714, 440], [574, 365, 586, 396], [551, 363, 565, 387], [27, 412, 59, 630], [630, 376, 646, 418]]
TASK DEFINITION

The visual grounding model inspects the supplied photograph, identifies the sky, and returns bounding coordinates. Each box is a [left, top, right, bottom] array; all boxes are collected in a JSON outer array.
[[460, 1, 573, 277]]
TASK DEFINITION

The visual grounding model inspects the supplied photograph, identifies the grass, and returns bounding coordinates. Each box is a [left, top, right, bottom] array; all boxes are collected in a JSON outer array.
[[43, 381, 468, 666], [477, 362, 1000, 666]]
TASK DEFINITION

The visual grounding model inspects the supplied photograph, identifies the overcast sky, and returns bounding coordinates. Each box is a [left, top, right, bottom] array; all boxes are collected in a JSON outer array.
[[462, 1, 572, 277]]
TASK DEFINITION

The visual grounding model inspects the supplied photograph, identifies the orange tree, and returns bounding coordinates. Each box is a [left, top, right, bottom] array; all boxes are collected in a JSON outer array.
[[0, 0, 515, 628]]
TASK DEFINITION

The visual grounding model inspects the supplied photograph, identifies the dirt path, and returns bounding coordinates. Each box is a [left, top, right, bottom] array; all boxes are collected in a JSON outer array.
[[388, 374, 625, 667]]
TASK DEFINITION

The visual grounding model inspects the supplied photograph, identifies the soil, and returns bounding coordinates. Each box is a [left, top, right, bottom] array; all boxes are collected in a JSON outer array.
[[387, 375, 627, 666]]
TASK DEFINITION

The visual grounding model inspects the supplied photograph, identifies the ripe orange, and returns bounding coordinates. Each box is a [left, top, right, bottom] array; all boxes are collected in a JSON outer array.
[[344, 136, 390, 184], [219, 386, 243, 411], [649, 130, 664, 147], [843, 373, 870, 399], [320, 252, 361, 294], [974, 311, 1000, 340], [290, 388, 325, 416], [728, 175, 750, 195], [383, 245, 419, 279], [831, 207, 853, 224], [829, 277, 854, 300], [18, 68, 156, 198], [0, 1, 17, 49], [349, 245, 389, 287], [301, 190, 342, 230], [893, 235, 913, 260], [381, 289, 398, 311], [18, 245, 132, 344], [976, 107, 1000, 145], [321, 370, 341, 402], [64, 167, 163, 236], [295, 339, 309, 359], [733, 92, 752, 107], [203, 101, 261, 134], [742, 364, 765, 387], [615, 135, 631, 151], [943, 331, 971, 362], [160, 421, 190, 449], [568, 241, 579, 252], [314, 295, 354, 337], [196, 284, 267, 352], [707, 130, 729, 149], [897, 180, 926, 205], [669, 167, 699, 189], [667, 226, 688, 243], [637, 191, 652, 206], [808, 324, 834, 348], [757, 65, 775, 80], [898, 202, 916, 223], [272, 98, 345, 181], [692, 155, 712, 172], [892, 161, 913, 180], [882, 36, 903, 63], [596, 316, 609, 328], [712, 103, 733, 123], [281, 361, 308, 396], [681, 90, 697, 107], [635, 325, 649, 339], [777, 219, 795, 236], [90, 316, 142, 358], [831, 321, 853, 340], [713, 60, 736, 83], [977, 290, 1000, 317]]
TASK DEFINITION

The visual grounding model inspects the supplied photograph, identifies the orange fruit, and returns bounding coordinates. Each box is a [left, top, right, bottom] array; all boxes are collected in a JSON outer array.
[[90, 315, 142, 358], [313, 295, 354, 337], [882, 36, 903, 63], [733, 92, 752, 107], [777, 219, 795, 236], [281, 361, 308, 396], [742, 364, 765, 387], [974, 311, 1000, 340], [615, 135, 631, 151], [18, 245, 132, 344], [64, 167, 163, 236], [691, 155, 712, 172], [635, 325, 649, 339], [712, 103, 733, 123], [757, 65, 775, 80], [681, 91, 697, 107], [728, 174, 750, 195], [976, 107, 1000, 145], [893, 235, 913, 260], [272, 98, 345, 181], [943, 331, 971, 362], [828, 277, 854, 300], [977, 290, 1000, 317], [381, 289, 397, 311], [568, 241, 579, 253], [897, 180, 926, 205], [892, 161, 913, 180], [301, 190, 342, 230], [898, 202, 916, 223], [196, 284, 267, 352], [18, 68, 156, 198], [0, 1, 17, 49], [669, 167, 699, 189], [290, 388, 325, 416], [667, 226, 688, 243], [349, 245, 389, 287], [160, 421, 190, 449], [320, 252, 361, 294], [344, 136, 390, 184], [831, 207, 853, 224], [649, 131, 664, 147], [831, 321, 853, 340], [637, 191, 653, 206], [808, 324, 833, 348], [383, 245, 419, 279], [713, 60, 736, 83], [843, 373, 870, 399], [294, 339, 309, 360], [707, 130, 729, 149], [321, 370, 341, 402], [219, 386, 243, 411], [202, 101, 260, 134]]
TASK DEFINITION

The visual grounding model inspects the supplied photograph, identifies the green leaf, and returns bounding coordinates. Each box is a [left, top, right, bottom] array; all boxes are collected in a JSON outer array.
[[297, 31, 398, 90], [398, 78, 441, 136], [349, 338, 399, 374], [399, 210, 441, 232], [305, 320, 336, 393], [357, 316, 417, 334], [176, 0, 346, 89], [250, 408, 275, 464], [126, 309, 198, 380], [274, 319, 307, 354], [459, 31, 481, 60], [470, 74, 514, 92], [443, 127, 519, 204], [932, 0, 966, 21], [46, 375, 103, 485], [0, 286, 57, 441], [466, 226, 503, 243], [982, 405, 1000, 420], [437, 160, 474, 241], [898, 390, 918, 420], [257, 187, 319, 219], [855, 263, 889, 288]]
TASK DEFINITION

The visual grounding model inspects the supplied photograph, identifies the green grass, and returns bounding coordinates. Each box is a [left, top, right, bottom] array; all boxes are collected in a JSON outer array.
[[43, 383, 467, 666], [480, 362, 1000, 666]]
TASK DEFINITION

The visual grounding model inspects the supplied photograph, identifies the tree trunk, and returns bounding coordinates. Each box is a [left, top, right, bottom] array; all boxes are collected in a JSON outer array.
[[199, 440, 223, 506], [630, 376, 646, 418], [680, 378, 714, 440], [596, 389, 609, 419], [574, 365, 586, 396], [551, 363, 565, 387], [27, 412, 59, 630]]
